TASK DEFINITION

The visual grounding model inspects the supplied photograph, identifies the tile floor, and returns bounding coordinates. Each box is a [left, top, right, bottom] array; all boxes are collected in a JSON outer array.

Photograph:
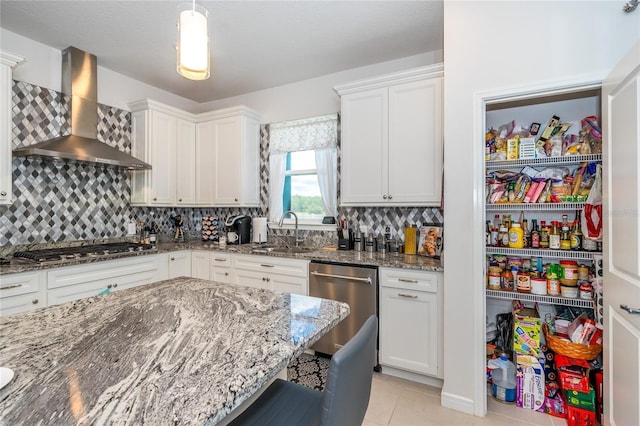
[[364, 374, 567, 426]]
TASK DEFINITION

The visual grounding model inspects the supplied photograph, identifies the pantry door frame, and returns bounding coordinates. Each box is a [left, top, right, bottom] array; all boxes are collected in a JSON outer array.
[[472, 76, 604, 416]]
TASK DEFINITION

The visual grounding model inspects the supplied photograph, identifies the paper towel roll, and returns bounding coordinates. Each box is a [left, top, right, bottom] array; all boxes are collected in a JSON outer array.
[[252, 217, 268, 243]]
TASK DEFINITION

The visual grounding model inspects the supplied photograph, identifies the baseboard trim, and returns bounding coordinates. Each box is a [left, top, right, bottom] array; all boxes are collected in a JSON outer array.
[[440, 391, 475, 415], [380, 365, 443, 388]]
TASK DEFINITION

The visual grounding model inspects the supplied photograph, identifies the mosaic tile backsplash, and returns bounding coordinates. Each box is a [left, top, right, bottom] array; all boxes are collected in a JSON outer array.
[[1, 80, 443, 248]]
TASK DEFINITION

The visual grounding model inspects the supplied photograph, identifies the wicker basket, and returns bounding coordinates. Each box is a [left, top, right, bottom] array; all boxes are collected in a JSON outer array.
[[543, 323, 602, 360]]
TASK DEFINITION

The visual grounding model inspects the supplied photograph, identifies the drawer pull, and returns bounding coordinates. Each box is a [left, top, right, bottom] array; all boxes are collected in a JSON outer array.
[[621, 304, 640, 315], [398, 293, 418, 299], [0, 284, 23, 291], [260, 264, 274, 268], [213, 258, 227, 262], [113, 283, 118, 288], [0, 191, 6, 196], [32, 298, 38, 304], [398, 278, 418, 284], [224, 272, 229, 276], [171, 257, 175, 261]]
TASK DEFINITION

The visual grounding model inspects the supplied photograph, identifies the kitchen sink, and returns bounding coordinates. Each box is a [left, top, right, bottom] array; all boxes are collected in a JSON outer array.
[[251, 246, 315, 254]]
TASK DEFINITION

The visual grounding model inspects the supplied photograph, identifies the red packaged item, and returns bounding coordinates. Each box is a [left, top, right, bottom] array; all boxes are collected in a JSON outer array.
[[566, 405, 596, 426], [555, 354, 591, 393], [544, 381, 567, 418]]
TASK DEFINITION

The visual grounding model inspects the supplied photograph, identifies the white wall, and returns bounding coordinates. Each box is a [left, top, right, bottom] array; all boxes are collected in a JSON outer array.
[[196, 51, 442, 123], [0, 29, 200, 112], [1, 27, 442, 121], [442, 0, 639, 416]]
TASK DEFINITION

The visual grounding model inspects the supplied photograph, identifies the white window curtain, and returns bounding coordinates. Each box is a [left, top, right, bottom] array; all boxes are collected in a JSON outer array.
[[269, 152, 287, 222], [315, 146, 337, 218], [269, 114, 338, 221]]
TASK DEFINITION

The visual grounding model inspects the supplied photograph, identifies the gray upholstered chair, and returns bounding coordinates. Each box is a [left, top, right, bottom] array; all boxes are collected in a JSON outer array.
[[229, 315, 378, 426]]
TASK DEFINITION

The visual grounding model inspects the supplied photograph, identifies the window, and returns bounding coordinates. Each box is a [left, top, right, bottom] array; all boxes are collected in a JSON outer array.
[[269, 114, 338, 225], [283, 150, 324, 221]]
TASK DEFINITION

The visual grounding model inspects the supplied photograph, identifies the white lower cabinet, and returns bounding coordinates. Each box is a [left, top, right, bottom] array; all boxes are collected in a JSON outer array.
[[379, 267, 442, 378], [0, 271, 46, 316], [232, 254, 309, 295], [209, 253, 232, 284], [191, 251, 211, 280], [166, 250, 192, 279], [47, 255, 161, 306]]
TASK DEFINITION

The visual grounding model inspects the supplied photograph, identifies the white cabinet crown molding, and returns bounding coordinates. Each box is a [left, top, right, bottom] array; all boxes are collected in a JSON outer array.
[[0, 50, 25, 67], [128, 98, 197, 121], [334, 63, 444, 96], [196, 105, 262, 123]]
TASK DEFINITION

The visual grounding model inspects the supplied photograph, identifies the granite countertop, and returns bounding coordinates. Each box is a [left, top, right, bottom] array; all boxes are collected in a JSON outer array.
[[0, 240, 443, 275], [0, 277, 349, 425]]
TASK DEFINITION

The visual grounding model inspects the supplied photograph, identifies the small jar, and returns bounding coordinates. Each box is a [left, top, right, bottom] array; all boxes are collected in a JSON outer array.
[[531, 277, 547, 295], [578, 264, 590, 281], [488, 274, 501, 290], [561, 285, 578, 298], [579, 281, 593, 300], [547, 277, 561, 296], [560, 260, 579, 286], [516, 273, 531, 293]]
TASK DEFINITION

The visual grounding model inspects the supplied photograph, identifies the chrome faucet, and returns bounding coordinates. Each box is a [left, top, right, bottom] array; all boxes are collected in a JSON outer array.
[[279, 210, 304, 247]]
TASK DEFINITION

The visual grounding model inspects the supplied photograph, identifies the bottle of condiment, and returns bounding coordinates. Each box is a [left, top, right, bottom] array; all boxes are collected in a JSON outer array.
[[508, 223, 524, 248], [486, 220, 492, 245], [530, 219, 540, 248], [522, 219, 530, 248], [549, 221, 561, 250], [490, 222, 499, 247], [539, 220, 550, 249], [503, 214, 512, 230], [499, 226, 509, 247], [139, 221, 146, 244], [560, 222, 571, 250], [149, 222, 158, 244], [571, 211, 583, 250], [501, 268, 514, 291]]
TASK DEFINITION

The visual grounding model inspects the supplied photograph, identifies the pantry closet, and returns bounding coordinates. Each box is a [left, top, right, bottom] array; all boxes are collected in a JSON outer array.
[[482, 82, 604, 422]]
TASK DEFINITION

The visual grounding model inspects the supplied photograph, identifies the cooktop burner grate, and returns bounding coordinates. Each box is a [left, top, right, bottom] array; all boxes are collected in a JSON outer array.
[[13, 242, 155, 263]]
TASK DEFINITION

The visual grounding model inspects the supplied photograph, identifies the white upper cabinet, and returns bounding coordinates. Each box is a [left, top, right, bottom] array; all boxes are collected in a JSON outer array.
[[335, 64, 443, 206], [129, 100, 261, 207], [0, 51, 24, 206], [204, 106, 261, 207]]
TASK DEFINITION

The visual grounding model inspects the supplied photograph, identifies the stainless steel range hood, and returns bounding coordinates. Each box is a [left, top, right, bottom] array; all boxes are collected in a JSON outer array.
[[13, 47, 151, 170]]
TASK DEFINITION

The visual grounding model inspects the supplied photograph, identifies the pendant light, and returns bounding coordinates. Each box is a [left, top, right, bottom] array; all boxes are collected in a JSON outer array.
[[177, 0, 210, 80]]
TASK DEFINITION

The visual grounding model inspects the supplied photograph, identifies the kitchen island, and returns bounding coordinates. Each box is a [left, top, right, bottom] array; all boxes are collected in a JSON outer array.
[[0, 277, 349, 424]]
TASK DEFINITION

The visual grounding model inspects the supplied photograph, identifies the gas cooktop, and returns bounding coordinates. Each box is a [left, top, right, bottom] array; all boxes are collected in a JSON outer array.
[[12, 242, 156, 263]]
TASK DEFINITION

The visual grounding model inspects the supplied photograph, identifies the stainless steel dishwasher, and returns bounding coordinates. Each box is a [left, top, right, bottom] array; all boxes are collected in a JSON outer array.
[[309, 261, 379, 369]]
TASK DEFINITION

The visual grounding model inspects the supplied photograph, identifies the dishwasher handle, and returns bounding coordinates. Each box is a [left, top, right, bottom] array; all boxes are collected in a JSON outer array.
[[310, 270, 372, 284]]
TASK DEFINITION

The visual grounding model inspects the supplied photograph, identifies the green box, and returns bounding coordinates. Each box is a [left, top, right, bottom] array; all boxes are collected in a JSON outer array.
[[513, 304, 541, 356], [565, 387, 596, 412]]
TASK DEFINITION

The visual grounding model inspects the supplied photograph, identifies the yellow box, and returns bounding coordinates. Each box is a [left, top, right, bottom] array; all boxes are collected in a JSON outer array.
[[507, 138, 519, 160], [513, 302, 541, 356]]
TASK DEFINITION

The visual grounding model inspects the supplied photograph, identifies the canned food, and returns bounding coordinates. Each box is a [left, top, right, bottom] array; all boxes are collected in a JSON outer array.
[[579, 281, 593, 300], [531, 277, 547, 295], [547, 278, 561, 296], [578, 264, 590, 281], [517, 273, 531, 293]]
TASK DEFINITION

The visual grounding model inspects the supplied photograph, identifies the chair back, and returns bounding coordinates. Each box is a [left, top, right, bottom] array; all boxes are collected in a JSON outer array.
[[319, 315, 378, 426]]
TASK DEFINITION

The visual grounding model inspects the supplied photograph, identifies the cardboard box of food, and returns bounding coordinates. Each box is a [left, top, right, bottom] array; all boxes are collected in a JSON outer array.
[[513, 301, 541, 356], [516, 354, 545, 412], [564, 387, 596, 412], [566, 405, 596, 426]]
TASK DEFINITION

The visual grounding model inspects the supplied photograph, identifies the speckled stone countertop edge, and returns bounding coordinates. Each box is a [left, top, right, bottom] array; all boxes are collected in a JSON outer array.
[[0, 240, 443, 275]]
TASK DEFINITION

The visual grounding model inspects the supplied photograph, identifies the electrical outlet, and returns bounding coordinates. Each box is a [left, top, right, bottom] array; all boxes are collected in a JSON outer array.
[[127, 222, 137, 235]]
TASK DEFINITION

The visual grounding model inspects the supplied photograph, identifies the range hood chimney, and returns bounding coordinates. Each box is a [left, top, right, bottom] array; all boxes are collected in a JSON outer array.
[[13, 47, 151, 170]]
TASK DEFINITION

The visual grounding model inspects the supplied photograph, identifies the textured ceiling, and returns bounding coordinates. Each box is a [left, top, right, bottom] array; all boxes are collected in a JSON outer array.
[[0, 1, 443, 103]]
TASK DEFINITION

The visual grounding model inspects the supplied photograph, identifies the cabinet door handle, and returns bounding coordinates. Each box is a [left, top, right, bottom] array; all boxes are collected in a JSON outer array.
[[171, 257, 175, 261], [383, 195, 388, 200], [32, 298, 39, 304], [388, 195, 393, 200], [0, 284, 22, 291], [235, 198, 238, 202], [113, 283, 118, 288], [0, 191, 6, 196], [260, 264, 274, 268], [213, 258, 227, 262], [398, 293, 418, 299], [224, 272, 229, 276], [266, 277, 271, 282], [621, 304, 640, 315], [153, 197, 157, 201], [398, 278, 418, 284], [178, 198, 182, 202], [107, 284, 113, 289]]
